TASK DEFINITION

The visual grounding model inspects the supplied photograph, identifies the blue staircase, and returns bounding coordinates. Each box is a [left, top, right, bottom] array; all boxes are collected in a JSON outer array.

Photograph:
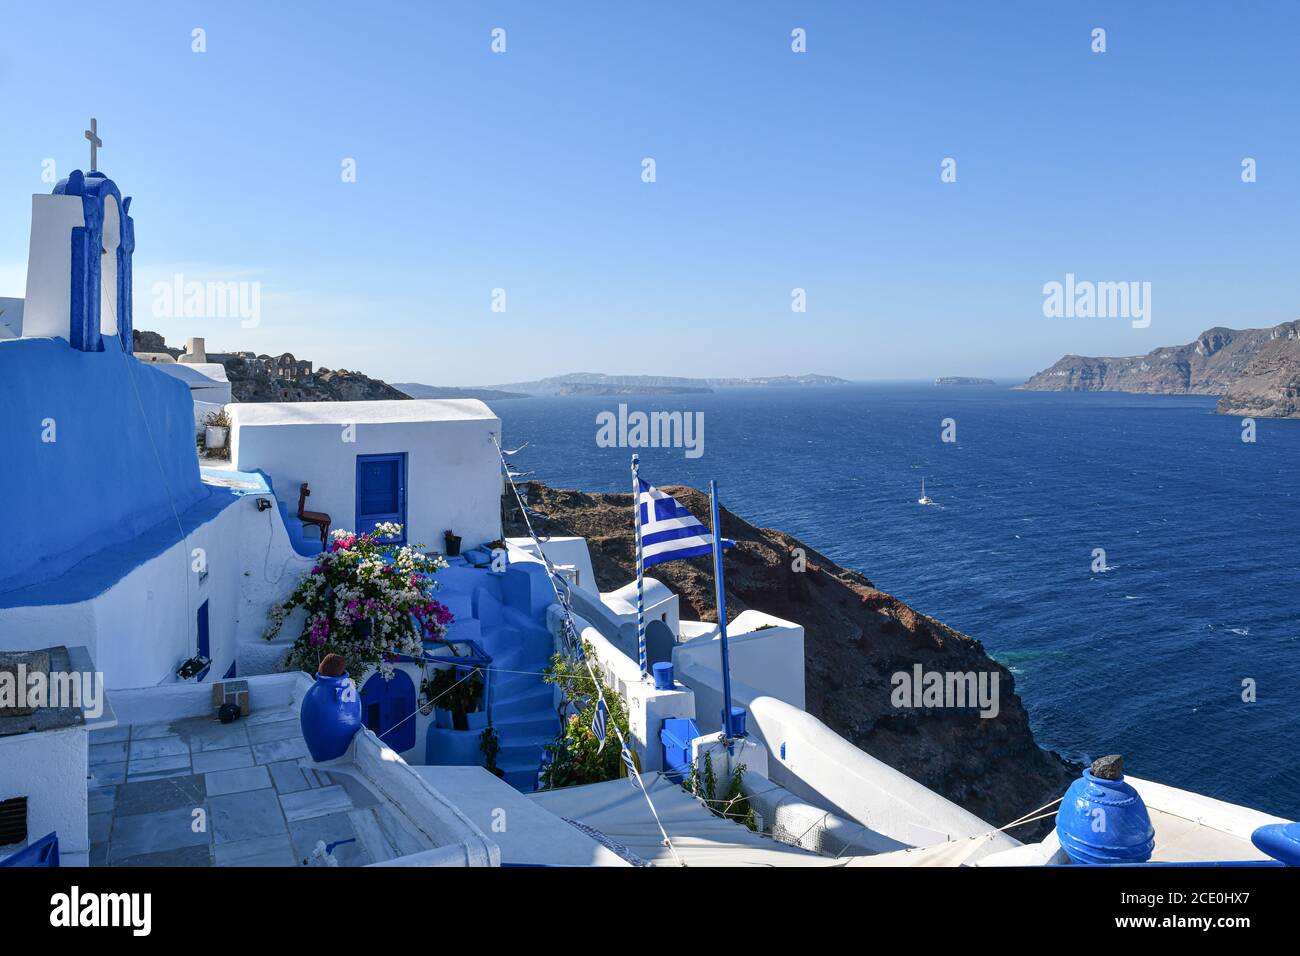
[[437, 562, 560, 792]]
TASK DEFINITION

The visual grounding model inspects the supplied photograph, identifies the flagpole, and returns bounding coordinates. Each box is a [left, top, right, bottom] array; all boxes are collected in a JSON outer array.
[[632, 454, 648, 680], [709, 479, 736, 742]]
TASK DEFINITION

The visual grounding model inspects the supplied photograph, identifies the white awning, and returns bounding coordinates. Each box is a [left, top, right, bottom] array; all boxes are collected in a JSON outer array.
[[528, 773, 842, 867]]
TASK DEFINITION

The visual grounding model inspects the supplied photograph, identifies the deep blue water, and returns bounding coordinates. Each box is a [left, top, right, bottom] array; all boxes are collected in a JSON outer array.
[[492, 384, 1300, 818]]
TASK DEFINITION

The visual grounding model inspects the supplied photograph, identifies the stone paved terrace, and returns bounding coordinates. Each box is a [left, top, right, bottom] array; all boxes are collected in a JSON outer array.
[[87, 705, 438, 866]]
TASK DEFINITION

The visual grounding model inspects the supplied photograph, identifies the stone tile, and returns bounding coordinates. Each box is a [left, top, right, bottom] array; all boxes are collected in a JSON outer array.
[[89, 843, 109, 867], [205, 765, 272, 797], [129, 735, 190, 761], [192, 747, 254, 774], [88, 812, 112, 844], [111, 844, 212, 867], [130, 722, 176, 740], [174, 716, 252, 752], [279, 785, 353, 822], [252, 737, 309, 765], [90, 724, 130, 743], [209, 789, 287, 844], [90, 741, 128, 765], [128, 753, 191, 779], [88, 786, 116, 815], [116, 774, 206, 817], [108, 807, 209, 861], [246, 707, 299, 726], [128, 766, 192, 783], [288, 812, 370, 867], [214, 834, 297, 867], [267, 761, 311, 794], [87, 763, 125, 787], [247, 719, 302, 744]]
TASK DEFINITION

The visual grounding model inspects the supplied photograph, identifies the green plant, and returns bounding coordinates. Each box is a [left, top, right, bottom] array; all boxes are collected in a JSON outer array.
[[480, 727, 502, 777], [204, 408, 232, 429], [422, 666, 484, 730], [687, 751, 757, 831], [264, 524, 453, 679], [538, 641, 631, 790]]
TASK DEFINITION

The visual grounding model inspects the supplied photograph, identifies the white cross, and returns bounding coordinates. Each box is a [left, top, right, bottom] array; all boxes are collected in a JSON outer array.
[[85, 118, 101, 171]]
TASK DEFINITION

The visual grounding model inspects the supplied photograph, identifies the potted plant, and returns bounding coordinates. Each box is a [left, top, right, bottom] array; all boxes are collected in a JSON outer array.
[[443, 529, 462, 557], [204, 408, 231, 452], [264, 522, 454, 681], [423, 665, 485, 731]]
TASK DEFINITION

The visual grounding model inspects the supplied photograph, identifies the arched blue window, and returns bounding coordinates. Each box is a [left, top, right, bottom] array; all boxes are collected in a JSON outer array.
[[360, 670, 416, 752]]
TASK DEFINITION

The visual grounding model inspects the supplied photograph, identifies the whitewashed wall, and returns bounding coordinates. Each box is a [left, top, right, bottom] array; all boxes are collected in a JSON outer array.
[[672, 610, 805, 711], [20, 194, 83, 340], [0, 726, 88, 865], [0, 490, 310, 689], [230, 401, 503, 554], [672, 645, 1014, 850]]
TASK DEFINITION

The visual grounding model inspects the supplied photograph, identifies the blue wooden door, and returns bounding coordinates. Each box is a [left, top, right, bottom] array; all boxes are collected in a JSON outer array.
[[360, 671, 416, 752], [355, 453, 406, 541]]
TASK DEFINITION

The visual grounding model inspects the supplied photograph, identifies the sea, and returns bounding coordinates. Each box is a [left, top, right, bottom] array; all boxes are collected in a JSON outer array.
[[491, 383, 1300, 820]]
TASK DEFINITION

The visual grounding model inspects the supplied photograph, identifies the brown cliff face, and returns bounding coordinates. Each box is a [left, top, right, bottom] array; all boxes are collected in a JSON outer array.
[[1021, 321, 1300, 418], [505, 482, 1077, 837], [1216, 322, 1300, 418]]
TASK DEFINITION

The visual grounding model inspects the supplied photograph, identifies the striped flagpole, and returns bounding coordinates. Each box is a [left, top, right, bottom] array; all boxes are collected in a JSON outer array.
[[632, 454, 647, 679]]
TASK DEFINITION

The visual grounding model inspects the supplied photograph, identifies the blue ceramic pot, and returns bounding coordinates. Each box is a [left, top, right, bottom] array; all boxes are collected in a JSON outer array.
[[300, 671, 362, 762], [1055, 769, 1155, 864]]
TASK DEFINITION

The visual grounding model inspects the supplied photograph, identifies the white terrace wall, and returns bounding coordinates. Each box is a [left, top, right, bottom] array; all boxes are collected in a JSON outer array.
[[0, 488, 309, 689], [672, 610, 805, 711], [672, 649, 1015, 850], [229, 400, 503, 554]]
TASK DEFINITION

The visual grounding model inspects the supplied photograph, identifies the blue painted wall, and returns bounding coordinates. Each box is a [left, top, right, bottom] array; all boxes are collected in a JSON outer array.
[[0, 337, 210, 593]]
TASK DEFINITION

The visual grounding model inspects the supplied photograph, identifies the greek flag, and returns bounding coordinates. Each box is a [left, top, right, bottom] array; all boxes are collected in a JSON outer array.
[[621, 742, 642, 790], [592, 696, 608, 754], [637, 477, 734, 567]]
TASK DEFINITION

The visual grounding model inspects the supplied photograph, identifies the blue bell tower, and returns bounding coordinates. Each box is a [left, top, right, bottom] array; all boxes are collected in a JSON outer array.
[[20, 120, 136, 354], [51, 168, 135, 354]]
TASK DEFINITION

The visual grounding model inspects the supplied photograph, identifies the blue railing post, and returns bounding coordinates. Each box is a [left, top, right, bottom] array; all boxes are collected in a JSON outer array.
[[709, 480, 736, 743]]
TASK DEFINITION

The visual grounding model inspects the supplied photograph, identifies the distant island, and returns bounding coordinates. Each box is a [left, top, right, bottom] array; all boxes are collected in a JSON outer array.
[[935, 376, 995, 386], [481, 371, 850, 397], [1020, 320, 1300, 418]]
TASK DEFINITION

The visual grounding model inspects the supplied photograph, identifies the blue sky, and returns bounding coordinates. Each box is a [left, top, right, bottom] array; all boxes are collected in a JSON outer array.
[[2, 1, 1297, 383]]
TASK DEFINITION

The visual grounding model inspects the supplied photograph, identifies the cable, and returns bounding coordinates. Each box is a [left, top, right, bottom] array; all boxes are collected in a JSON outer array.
[[491, 433, 685, 866]]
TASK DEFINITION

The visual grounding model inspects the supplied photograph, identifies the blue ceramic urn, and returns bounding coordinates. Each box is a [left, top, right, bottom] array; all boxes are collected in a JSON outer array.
[[1055, 754, 1155, 864], [300, 671, 362, 762]]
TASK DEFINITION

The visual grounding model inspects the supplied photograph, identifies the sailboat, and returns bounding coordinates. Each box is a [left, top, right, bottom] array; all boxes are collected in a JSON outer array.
[[918, 477, 934, 506]]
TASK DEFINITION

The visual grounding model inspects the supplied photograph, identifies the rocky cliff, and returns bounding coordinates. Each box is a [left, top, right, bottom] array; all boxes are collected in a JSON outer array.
[[504, 482, 1076, 836], [1021, 321, 1300, 418], [132, 330, 409, 403], [1215, 322, 1300, 418], [221, 355, 409, 403]]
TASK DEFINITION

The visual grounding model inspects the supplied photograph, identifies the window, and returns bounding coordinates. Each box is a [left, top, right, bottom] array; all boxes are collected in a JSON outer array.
[[0, 796, 27, 847]]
